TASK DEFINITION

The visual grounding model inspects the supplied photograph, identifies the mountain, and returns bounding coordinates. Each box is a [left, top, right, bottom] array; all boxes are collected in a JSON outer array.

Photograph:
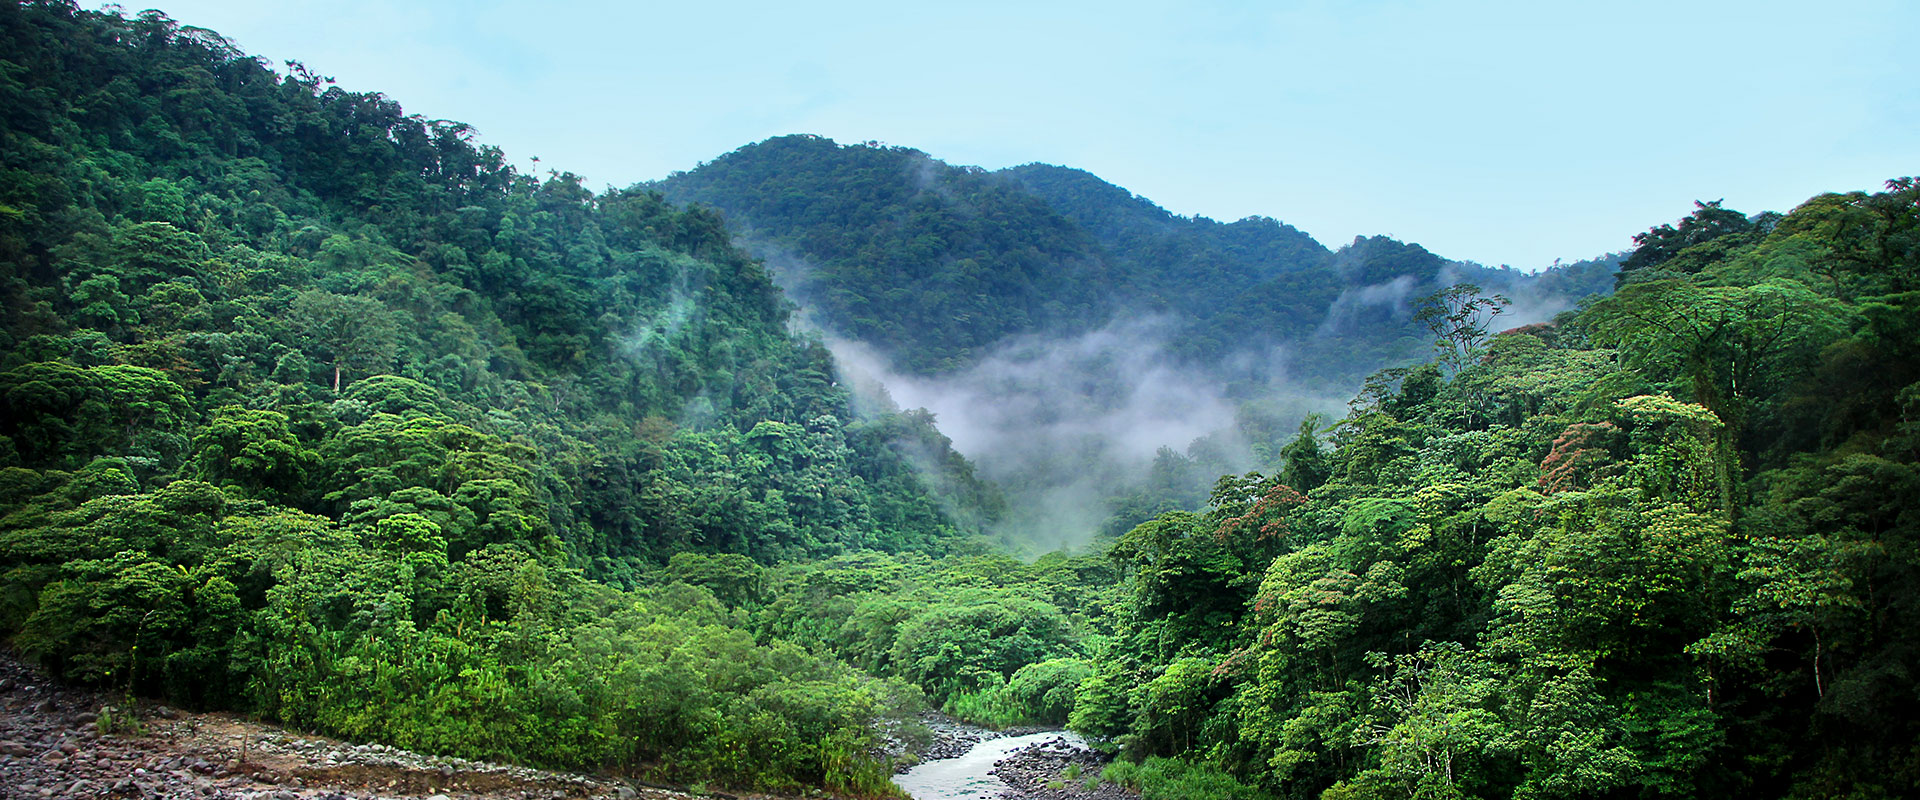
[[7, 6, 1920, 798], [657, 135, 1615, 384], [655, 134, 1117, 373], [655, 136, 1620, 543], [0, 4, 996, 790]]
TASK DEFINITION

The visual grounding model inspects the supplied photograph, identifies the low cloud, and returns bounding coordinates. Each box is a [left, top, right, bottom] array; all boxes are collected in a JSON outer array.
[[1316, 274, 1420, 336], [825, 317, 1343, 551]]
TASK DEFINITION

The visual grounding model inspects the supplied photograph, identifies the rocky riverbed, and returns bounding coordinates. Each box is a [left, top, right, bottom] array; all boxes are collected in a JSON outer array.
[[896, 713, 1031, 766], [891, 723, 1135, 800], [987, 736, 1132, 800], [1, 654, 772, 800], [0, 652, 1137, 800]]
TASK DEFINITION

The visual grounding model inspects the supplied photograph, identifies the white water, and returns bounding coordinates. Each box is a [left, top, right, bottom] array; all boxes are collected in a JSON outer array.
[[895, 730, 1088, 800]]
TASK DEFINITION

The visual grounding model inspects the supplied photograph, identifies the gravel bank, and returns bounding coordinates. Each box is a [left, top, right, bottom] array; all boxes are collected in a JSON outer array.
[[989, 736, 1133, 800], [915, 714, 1007, 762]]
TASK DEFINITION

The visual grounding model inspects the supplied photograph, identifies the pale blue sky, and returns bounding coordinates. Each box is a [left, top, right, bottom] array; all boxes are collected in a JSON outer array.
[[151, 0, 1917, 269]]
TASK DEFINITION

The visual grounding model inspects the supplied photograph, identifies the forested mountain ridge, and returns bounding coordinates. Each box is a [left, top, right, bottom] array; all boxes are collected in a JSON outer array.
[[653, 134, 1119, 374], [654, 134, 1617, 387], [656, 136, 1619, 547], [0, 3, 997, 792]]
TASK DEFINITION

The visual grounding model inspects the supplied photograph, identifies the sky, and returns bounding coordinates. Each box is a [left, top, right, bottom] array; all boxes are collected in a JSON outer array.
[[148, 0, 1918, 270]]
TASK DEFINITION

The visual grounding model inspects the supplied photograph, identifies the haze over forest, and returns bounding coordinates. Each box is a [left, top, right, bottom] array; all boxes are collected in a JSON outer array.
[[1, 4, 1917, 800], [651, 134, 1618, 548]]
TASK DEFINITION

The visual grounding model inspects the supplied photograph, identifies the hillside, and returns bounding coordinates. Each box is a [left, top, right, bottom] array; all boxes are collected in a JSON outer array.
[[3, 4, 1917, 799], [656, 136, 1615, 386], [655, 134, 1118, 374], [0, 3, 994, 792], [656, 137, 1618, 543]]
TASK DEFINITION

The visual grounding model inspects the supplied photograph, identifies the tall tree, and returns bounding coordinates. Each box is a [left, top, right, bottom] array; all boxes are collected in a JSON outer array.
[[285, 290, 399, 391]]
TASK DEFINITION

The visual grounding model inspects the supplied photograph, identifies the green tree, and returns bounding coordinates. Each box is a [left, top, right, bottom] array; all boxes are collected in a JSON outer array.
[[286, 290, 399, 391], [1618, 200, 1757, 283], [188, 406, 318, 502], [1413, 283, 1511, 374]]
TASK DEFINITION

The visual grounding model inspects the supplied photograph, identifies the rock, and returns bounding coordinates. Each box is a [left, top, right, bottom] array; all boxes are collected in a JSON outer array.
[[426, 794, 453, 800], [34, 698, 57, 713], [0, 741, 32, 756]]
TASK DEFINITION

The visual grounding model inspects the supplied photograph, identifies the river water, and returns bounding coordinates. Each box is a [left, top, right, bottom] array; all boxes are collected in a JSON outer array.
[[895, 730, 1088, 800]]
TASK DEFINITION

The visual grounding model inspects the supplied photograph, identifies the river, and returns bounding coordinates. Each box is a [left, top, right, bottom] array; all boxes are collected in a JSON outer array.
[[894, 730, 1089, 800]]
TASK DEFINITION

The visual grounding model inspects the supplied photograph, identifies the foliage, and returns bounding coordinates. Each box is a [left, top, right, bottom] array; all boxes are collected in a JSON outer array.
[[3, 6, 1917, 799], [0, 3, 1009, 793], [1072, 178, 1920, 799]]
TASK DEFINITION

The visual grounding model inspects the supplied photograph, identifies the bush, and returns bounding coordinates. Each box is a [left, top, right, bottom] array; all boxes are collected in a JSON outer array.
[[944, 674, 1028, 728], [1101, 756, 1267, 800], [1005, 657, 1095, 725]]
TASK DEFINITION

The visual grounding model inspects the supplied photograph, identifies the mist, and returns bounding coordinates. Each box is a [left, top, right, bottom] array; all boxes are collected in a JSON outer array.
[[826, 317, 1347, 552], [1435, 263, 1590, 332], [729, 224, 1605, 554], [1316, 274, 1420, 337], [815, 272, 1589, 554]]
